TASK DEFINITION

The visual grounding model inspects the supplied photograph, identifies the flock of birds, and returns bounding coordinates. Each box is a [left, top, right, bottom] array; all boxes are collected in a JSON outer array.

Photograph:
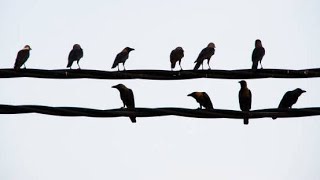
[[12, 39, 306, 124]]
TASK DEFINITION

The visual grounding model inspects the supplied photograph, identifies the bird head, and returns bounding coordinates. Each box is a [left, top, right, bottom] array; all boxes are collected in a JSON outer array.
[[207, 42, 215, 48], [125, 47, 135, 52], [187, 92, 196, 98], [73, 44, 82, 50], [294, 88, 306, 95], [24, 45, 32, 50], [255, 39, 262, 48], [112, 84, 127, 90], [239, 80, 247, 88], [176, 47, 183, 51]]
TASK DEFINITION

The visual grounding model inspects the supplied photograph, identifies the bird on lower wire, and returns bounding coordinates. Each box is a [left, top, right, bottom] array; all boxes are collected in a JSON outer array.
[[251, 39, 265, 70], [170, 47, 184, 71], [193, 42, 215, 70], [188, 92, 214, 110], [14, 45, 32, 70], [111, 47, 135, 71], [272, 88, 306, 120], [112, 84, 136, 123], [238, 80, 252, 125], [67, 44, 83, 69]]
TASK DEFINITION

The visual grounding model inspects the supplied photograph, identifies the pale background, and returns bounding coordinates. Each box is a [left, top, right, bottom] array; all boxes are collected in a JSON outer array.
[[0, 0, 320, 179]]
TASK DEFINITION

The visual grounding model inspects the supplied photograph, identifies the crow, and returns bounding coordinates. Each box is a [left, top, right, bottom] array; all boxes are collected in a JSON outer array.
[[251, 39, 265, 70], [112, 84, 136, 123], [272, 88, 306, 120], [188, 92, 214, 109], [170, 47, 184, 70], [111, 47, 135, 71], [14, 45, 31, 70], [193, 42, 215, 70], [238, 80, 252, 125], [67, 44, 83, 69]]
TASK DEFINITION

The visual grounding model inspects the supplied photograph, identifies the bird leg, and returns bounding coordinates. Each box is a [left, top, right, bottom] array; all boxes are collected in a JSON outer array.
[[77, 61, 81, 70], [201, 63, 204, 70], [24, 64, 27, 69], [259, 61, 263, 69], [123, 63, 126, 71], [179, 62, 183, 71], [117, 65, 120, 71], [207, 61, 211, 70]]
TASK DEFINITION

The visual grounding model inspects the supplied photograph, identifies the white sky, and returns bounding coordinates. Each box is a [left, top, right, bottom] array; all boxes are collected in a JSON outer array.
[[1, 0, 320, 179]]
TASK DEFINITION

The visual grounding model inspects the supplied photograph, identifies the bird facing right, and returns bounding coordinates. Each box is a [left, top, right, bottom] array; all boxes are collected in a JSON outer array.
[[111, 47, 135, 71], [112, 84, 136, 123], [193, 42, 215, 70], [14, 45, 32, 70], [67, 44, 83, 69], [188, 92, 214, 110], [251, 39, 265, 70], [238, 80, 252, 125], [272, 88, 306, 120], [170, 47, 184, 71]]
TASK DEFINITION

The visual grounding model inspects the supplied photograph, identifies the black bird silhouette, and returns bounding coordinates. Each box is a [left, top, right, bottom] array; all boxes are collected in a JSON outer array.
[[67, 44, 83, 69], [14, 45, 32, 70], [112, 84, 136, 123], [238, 80, 252, 125], [170, 47, 184, 70], [188, 92, 214, 109], [251, 39, 265, 70], [194, 42, 215, 70], [272, 88, 306, 120], [112, 47, 135, 71]]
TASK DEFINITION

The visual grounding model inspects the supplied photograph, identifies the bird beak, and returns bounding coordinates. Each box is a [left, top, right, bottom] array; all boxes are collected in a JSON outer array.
[[187, 93, 191, 96], [238, 81, 241, 83], [131, 48, 135, 51], [111, 85, 116, 88], [302, 90, 306, 93]]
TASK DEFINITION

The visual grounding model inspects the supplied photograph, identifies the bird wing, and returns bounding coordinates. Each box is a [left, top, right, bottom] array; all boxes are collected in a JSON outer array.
[[252, 47, 265, 62], [125, 89, 135, 109], [203, 92, 214, 109], [239, 89, 252, 111], [67, 49, 75, 67], [14, 49, 30, 69], [195, 47, 208, 63], [112, 51, 127, 68]]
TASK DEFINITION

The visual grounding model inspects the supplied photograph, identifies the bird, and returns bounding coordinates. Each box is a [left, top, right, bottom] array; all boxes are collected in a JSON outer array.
[[251, 39, 265, 70], [238, 80, 252, 125], [67, 44, 83, 69], [188, 92, 214, 110], [193, 42, 215, 70], [170, 47, 184, 70], [272, 88, 306, 120], [14, 45, 32, 70], [111, 47, 135, 71], [112, 84, 136, 123]]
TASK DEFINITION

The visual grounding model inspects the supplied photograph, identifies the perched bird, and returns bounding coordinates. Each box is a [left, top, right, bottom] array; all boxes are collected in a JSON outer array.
[[272, 88, 306, 120], [14, 45, 32, 70], [238, 80, 252, 125], [251, 39, 265, 70], [111, 47, 135, 71], [188, 92, 214, 110], [67, 44, 83, 69], [193, 42, 215, 70], [112, 84, 136, 123], [170, 47, 184, 70]]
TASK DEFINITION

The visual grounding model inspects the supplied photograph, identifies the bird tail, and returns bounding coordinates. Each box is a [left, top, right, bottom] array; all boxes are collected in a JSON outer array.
[[243, 117, 249, 125], [193, 61, 202, 70], [130, 116, 136, 123], [111, 62, 118, 69], [251, 61, 258, 70], [66, 60, 73, 68], [14, 64, 19, 71]]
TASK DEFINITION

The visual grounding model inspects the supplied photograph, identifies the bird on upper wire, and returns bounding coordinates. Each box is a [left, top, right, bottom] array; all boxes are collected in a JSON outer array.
[[238, 80, 252, 125], [14, 45, 32, 70], [272, 88, 306, 120], [67, 44, 83, 69], [188, 92, 214, 110], [112, 84, 136, 123], [111, 47, 135, 71], [251, 39, 265, 70], [193, 42, 215, 70], [170, 47, 184, 71]]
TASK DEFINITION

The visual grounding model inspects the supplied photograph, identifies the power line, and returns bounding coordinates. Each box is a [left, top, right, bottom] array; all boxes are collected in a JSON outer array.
[[0, 68, 319, 80]]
